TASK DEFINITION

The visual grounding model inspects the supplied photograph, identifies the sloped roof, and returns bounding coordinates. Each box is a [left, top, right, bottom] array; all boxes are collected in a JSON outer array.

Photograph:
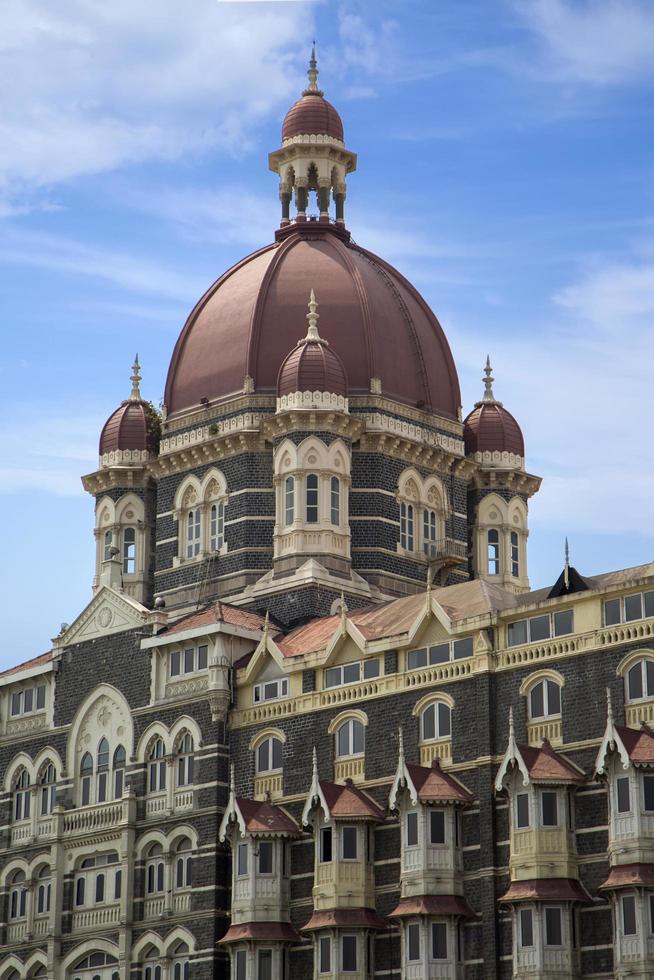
[[500, 878, 592, 903], [599, 863, 654, 890], [615, 724, 654, 765], [301, 908, 386, 932], [405, 760, 474, 804], [518, 741, 585, 784], [219, 921, 300, 944], [234, 798, 299, 835], [0, 650, 53, 680], [164, 601, 270, 636], [319, 779, 384, 821], [390, 895, 477, 918]]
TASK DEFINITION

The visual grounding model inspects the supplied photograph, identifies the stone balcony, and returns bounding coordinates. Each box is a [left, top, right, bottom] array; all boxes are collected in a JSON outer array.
[[509, 826, 577, 880], [71, 903, 121, 932], [313, 860, 375, 911], [62, 797, 134, 839]]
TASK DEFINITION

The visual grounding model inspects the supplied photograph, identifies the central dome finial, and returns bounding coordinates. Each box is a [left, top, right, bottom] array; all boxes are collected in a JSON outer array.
[[305, 42, 322, 95], [303, 289, 323, 343]]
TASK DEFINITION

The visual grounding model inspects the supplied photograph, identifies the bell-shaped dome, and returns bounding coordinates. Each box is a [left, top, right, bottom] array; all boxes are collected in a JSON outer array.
[[463, 358, 524, 457], [281, 47, 344, 142], [99, 357, 160, 457], [277, 291, 348, 398]]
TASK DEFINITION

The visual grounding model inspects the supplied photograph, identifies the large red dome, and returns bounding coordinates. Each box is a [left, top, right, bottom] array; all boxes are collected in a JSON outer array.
[[164, 224, 461, 420], [282, 93, 344, 142]]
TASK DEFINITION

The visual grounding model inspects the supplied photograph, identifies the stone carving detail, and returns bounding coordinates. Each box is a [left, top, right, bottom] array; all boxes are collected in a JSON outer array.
[[165, 677, 208, 699]]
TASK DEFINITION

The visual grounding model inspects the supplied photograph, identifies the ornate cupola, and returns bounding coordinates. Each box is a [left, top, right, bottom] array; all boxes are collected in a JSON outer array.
[[276, 289, 348, 412], [269, 46, 357, 226], [464, 358, 541, 595], [83, 357, 159, 604]]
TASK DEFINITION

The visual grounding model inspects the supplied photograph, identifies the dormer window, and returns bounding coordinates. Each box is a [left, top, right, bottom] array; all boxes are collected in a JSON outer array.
[[407, 638, 473, 669], [253, 677, 288, 703], [324, 658, 380, 689], [169, 645, 208, 677], [10, 683, 46, 717], [604, 589, 654, 626]]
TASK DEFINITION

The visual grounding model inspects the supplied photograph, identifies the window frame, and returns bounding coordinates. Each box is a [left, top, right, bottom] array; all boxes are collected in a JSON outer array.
[[604, 590, 654, 626], [407, 638, 473, 670], [335, 717, 365, 759], [507, 610, 574, 647], [253, 677, 289, 704], [528, 678, 562, 720], [420, 700, 452, 743], [324, 659, 380, 690]]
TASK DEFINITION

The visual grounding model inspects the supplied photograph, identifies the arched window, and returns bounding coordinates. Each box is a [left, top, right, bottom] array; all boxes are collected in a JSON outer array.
[[146, 843, 165, 895], [186, 509, 201, 559], [306, 474, 319, 523], [284, 476, 295, 526], [330, 477, 340, 526], [70, 951, 118, 978], [256, 736, 283, 774], [176, 733, 194, 787], [423, 509, 438, 557], [80, 752, 93, 806], [148, 738, 166, 793], [39, 762, 57, 815], [13, 768, 31, 821], [421, 701, 451, 742], [172, 942, 190, 980], [335, 718, 365, 759], [210, 501, 225, 550], [626, 659, 654, 702], [400, 502, 414, 551], [123, 527, 136, 574], [97, 737, 110, 803], [103, 529, 113, 561], [143, 950, 162, 980], [113, 745, 126, 798], [528, 679, 561, 719], [487, 529, 500, 575], [9, 870, 27, 919], [510, 531, 520, 577], [175, 837, 193, 889], [35, 865, 51, 916]]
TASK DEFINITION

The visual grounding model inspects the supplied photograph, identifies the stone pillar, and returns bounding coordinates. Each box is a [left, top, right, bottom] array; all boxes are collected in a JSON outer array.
[[318, 180, 331, 218], [280, 188, 291, 225], [163, 850, 174, 916], [295, 181, 308, 218], [334, 190, 345, 224]]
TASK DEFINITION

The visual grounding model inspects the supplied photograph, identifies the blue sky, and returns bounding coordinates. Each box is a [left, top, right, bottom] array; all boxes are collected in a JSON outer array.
[[1, 0, 653, 667]]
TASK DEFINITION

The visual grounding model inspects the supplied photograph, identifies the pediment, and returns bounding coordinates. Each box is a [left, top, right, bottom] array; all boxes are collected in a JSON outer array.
[[54, 587, 150, 649]]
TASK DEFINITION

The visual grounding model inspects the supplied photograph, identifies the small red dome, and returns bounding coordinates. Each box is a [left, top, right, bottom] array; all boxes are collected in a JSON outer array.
[[282, 93, 344, 142], [99, 401, 149, 455], [278, 340, 348, 398], [464, 402, 524, 457]]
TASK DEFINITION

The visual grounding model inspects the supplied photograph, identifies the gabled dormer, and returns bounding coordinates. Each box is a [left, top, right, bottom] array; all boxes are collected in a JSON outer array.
[[495, 710, 584, 882], [389, 730, 473, 898], [595, 690, 654, 865], [302, 749, 383, 913]]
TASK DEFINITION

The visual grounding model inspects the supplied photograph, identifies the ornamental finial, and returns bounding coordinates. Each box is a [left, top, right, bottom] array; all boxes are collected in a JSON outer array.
[[306, 41, 320, 93], [229, 763, 235, 797], [482, 355, 495, 402], [312, 746, 319, 779], [263, 610, 270, 636], [303, 288, 323, 344], [606, 686, 613, 723], [564, 537, 570, 589], [509, 705, 515, 741], [398, 726, 404, 762], [130, 354, 142, 401]]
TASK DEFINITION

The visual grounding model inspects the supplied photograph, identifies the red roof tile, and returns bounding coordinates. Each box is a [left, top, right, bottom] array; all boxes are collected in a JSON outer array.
[[390, 895, 477, 918], [616, 724, 654, 765], [282, 93, 344, 142], [235, 798, 299, 836], [519, 741, 585, 783], [165, 601, 269, 637], [406, 761, 474, 804], [0, 650, 53, 680], [500, 878, 592, 903], [320, 780, 384, 821], [463, 400, 524, 457], [301, 908, 386, 932], [219, 921, 300, 944], [599, 863, 654, 890], [278, 338, 348, 397]]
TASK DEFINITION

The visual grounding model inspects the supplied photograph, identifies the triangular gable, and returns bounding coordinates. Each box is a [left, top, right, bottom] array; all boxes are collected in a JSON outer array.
[[53, 586, 150, 649], [406, 594, 453, 646], [219, 766, 247, 841], [323, 616, 368, 666], [595, 694, 631, 776], [495, 709, 530, 792], [242, 628, 287, 681], [302, 748, 331, 827], [389, 729, 419, 810]]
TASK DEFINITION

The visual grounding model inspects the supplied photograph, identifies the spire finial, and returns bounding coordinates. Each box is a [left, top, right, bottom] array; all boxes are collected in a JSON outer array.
[[606, 686, 613, 723], [229, 763, 235, 797], [509, 705, 515, 741], [302, 288, 324, 344], [426, 565, 433, 594], [263, 610, 270, 636], [130, 354, 142, 401], [482, 355, 495, 402], [312, 746, 318, 779], [398, 726, 405, 762], [564, 537, 570, 589], [306, 41, 320, 93]]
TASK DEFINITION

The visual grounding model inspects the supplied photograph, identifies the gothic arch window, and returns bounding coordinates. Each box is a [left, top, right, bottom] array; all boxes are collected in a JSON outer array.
[[35, 864, 51, 917], [38, 761, 57, 815], [103, 529, 113, 561], [284, 476, 295, 526], [330, 476, 340, 526], [174, 837, 193, 890], [174, 470, 229, 563], [487, 529, 500, 575], [306, 473, 319, 523], [510, 530, 520, 577], [69, 951, 119, 979], [625, 658, 654, 703], [255, 735, 283, 775], [334, 718, 365, 759], [146, 843, 165, 895], [210, 501, 225, 551], [171, 942, 190, 980], [175, 732, 195, 787], [8, 869, 27, 920], [186, 508, 201, 559], [148, 737, 166, 793], [397, 470, 447, 557], [80, 753, 93, 806], [122, 527, 136, 574], [112, 745, 125, 798], [96, 738, 110, 803], [420, 700, 451, 742], [13, 768, 31, 822], [400, 501, 415, 551]]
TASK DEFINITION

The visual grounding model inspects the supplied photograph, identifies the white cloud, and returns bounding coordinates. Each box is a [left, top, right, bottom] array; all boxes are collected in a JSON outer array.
[[513, 0, 654, 85], [0, 409, 100, 496], [0, 0, 313, 210], [555, 260, 654, 329]]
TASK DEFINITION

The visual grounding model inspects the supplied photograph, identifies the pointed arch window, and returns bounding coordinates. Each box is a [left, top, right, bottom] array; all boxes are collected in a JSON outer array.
[[423, 509, 438, 557], [306, 474, 319, 523], [148, 738, 166, 793], [510, 531, 520, 577], [330, 476, 341, 526], [146, 843, 165, 895], [421, 701, 451, 742], [97, 737, 110, 803], [36, 865, 51, 916], [284, 476, 295, 526], [13, 768, 31, 821], [400, 502, 414, 551], [335, 718, 365, 759], [9, 870, 27, 919], [80, 752, 93, 806], [487, 529, 500, 575], [186, 509, 201, 559], [39, 762, 57, 815], [113, 745, 126, 798], [103, 529, 113, 561], [175, 836, 193, 889], [176, 733, 195, 787], [210, 501, 225, 551], [172, 942, 190, 980], [123, 527, 136, 574]]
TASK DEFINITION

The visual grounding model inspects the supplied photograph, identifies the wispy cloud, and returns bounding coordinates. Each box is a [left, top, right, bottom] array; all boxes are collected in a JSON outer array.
[[0, 410, 100, 496]]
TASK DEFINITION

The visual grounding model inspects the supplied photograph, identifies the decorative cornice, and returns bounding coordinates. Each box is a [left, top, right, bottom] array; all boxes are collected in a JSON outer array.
[[276, 391, 349, 414]]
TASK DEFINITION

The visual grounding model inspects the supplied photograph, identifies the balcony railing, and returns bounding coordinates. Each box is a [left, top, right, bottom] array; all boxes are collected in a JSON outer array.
[[71, 903, 120, 931], [144, 896, 165, 919], [334, 756, 365, 784], [254, 773, 283, 801], [419, 739, 452, 767], [6, 921, 28, 943], [62, 799, 130, 837]]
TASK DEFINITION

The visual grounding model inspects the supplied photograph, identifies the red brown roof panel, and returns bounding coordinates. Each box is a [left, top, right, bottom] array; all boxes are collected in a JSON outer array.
[[406, 760, 474, 804], [219, 921, 300, 944], [390, 895, 477, 918], [235, 798, 299, 836], [616, 724, 654, 765], [301, 908, 386, 932], [282, 94, 344, 141], [278, 340, 348, 397], [320, 779, 384, 821], [463, 401, 524, 457], [519, 741, 585, 783], [599, 863, 654, 890], [500, 878, 592, 903]]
